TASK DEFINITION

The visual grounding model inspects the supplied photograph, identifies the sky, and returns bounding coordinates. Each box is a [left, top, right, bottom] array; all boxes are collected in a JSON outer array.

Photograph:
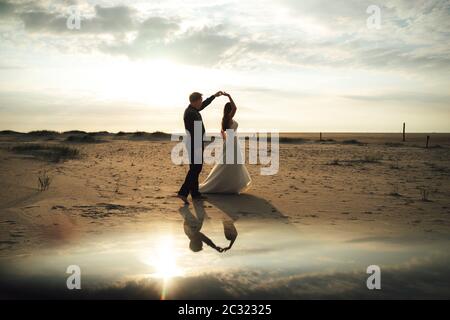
[[0, 0, 449, 133]]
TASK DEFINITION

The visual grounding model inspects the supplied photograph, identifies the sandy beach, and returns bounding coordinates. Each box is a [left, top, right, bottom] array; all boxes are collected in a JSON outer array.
[[0, 131, 449, 298], [1, 131, 450, 250]]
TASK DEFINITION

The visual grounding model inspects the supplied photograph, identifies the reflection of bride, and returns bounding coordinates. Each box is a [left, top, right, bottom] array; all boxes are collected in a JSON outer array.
[[199, 92, 251, 194], [222, 220, 237, 251]]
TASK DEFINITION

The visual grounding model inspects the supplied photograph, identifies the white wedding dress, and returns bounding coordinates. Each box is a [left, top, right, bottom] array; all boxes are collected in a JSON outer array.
[[199, 120, 251, 194]]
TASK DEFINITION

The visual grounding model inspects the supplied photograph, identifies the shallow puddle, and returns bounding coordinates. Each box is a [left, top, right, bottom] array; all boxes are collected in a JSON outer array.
[[1, 209, 449, 299]]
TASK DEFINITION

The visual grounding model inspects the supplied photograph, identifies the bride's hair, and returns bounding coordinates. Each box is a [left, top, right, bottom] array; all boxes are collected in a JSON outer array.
[[221, 102, 233, 132]]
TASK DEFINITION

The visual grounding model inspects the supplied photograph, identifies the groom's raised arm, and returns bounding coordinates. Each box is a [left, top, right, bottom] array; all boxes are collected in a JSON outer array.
[[199, 91, 223, 111], [198, 95, 216, 111]]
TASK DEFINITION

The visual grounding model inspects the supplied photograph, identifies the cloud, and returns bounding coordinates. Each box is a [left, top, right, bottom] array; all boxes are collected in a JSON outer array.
[[2, 254, 450, 299], [2, 0, 450, 71], [0, 64, 25, 69], [137, 16, 179, 40], [19, 5, 136, 34], [101, 23, 238, 66], [0, 0, 15, 17], [282, 0, 370, 28], [20, 11, 63, 32], [342, 92, 450, 105], [86, 5, 136, 33], [4, 2, 237, 66]]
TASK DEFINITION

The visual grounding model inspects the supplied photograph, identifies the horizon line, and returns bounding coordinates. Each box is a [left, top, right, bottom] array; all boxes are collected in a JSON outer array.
[[1, 129, 450, 134]]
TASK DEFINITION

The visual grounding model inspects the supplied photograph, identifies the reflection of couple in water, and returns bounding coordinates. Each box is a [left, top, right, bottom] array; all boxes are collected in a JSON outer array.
[[180, 200, 237, 253]]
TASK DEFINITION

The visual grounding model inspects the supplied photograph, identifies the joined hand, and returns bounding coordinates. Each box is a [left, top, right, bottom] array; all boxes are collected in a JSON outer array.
[[214, 91, 231, 98]]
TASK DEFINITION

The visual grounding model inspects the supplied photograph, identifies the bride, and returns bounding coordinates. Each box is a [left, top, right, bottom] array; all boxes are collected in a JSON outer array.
[[199, 92, 251, 194]]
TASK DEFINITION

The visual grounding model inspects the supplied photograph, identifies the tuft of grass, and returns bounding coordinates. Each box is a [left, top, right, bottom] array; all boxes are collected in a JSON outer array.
[[130, 131, 171, 141], [27, 130, 60, 137], [65, 135, 98, 143], [342, 139, 361, 144], [0, 130, 23, 135], [133, 131, 147, 137], [389, 184, 401, 197], [326, 159, 340, 166], [317, 138, 336, 144], [385, 142, 403, 147], [390, 160, 400, 169], [11, 144, 79, 162], [63, 130, 87, 135], [341, 139, 367, 146], [115, 131, 170, 141], [150, 131, 171, 140], [420, 188, 431, 202], [360, 154, 381, 163], [428, 163, 449, 175], [88, 131, 109, 136], [37, 170, 51, 191], [325, 154, 381, 166], [279, 137, 307, 144]]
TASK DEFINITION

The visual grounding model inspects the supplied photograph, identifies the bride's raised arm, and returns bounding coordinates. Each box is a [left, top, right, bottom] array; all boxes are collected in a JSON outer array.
[[224, 92, 237, 119]]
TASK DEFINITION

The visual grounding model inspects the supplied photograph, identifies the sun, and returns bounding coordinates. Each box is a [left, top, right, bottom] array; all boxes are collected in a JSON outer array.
[[141, 236, 183, 299], [154, 248, 182, 279], [143, 236, 182, 278]]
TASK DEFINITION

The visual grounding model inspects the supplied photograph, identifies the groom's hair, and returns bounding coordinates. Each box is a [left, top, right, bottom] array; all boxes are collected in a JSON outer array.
[[189, 92, 203, 103]]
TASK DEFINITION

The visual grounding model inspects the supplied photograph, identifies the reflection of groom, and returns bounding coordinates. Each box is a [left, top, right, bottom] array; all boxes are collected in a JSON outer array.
[[177, 91, 223, 205]]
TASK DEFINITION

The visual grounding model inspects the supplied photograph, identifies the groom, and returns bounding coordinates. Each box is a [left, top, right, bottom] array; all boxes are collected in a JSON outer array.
[[177, 91, 223, 205]]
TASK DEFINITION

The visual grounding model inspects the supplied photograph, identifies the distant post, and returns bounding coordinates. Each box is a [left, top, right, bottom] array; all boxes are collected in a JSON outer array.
[[402, 123, 406, 142], [426, 135, 430, 148]]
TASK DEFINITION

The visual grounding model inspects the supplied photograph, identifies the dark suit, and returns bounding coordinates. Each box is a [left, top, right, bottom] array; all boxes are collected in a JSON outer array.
[[178, 95, 216, 197]]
